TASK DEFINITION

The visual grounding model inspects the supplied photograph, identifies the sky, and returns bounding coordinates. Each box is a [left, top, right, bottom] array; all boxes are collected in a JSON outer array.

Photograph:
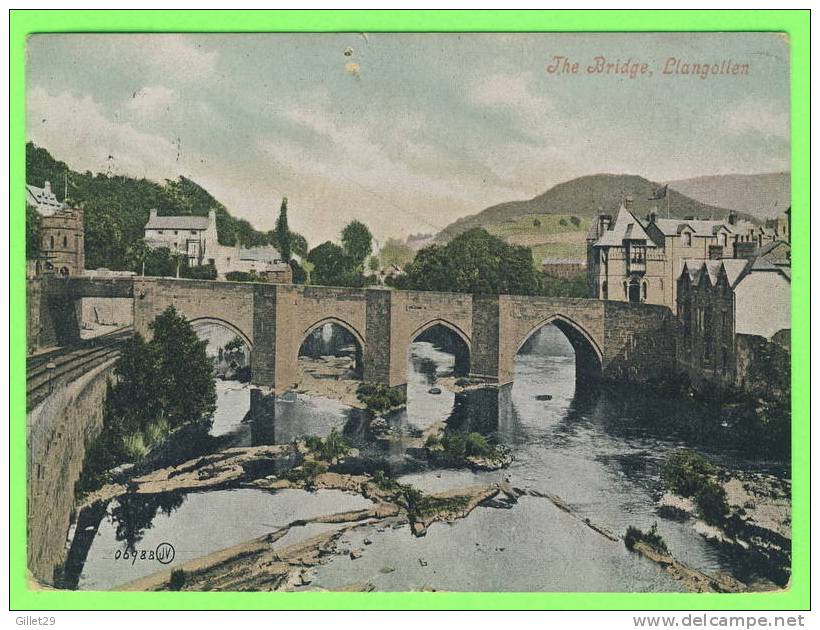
[[26, 32, 790, 244]]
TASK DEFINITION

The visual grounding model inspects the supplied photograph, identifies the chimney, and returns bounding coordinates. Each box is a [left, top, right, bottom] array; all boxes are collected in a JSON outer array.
[[647, 209, 658, 224], [44, 181, 52, 195], [624, 194, 634, 210], [728, 211, 737, 226], [149, 208, 157, 219], [599, 214, 612, 233]]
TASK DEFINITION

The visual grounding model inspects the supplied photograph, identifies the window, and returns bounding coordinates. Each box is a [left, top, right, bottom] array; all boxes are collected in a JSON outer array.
[[601, 281, 607, 299], [49, 236, 54, 249], [682, 232, 691, 247], [191, 230, 197, 235], [174, 230, 179, 235], [158, 230, 164, 235], [62, 235, 67, 248], [641, 282, 647, 302], [719, 233, 726, 247]]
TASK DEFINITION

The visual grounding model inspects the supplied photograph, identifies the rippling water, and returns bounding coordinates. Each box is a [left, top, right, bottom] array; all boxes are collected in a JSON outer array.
[[74, 325, 781, 591]]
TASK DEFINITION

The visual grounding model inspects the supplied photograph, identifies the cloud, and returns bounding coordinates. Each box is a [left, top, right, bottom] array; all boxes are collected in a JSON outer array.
[[136, 35, 219, 80], [723, 100, 789, 139], [28, 87, 183, 180], [467, 72, 554, 121], [125, 85, 177, 120]]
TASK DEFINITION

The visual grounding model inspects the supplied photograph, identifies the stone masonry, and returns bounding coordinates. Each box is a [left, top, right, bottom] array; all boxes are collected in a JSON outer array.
[[51, 277, 678, 390]]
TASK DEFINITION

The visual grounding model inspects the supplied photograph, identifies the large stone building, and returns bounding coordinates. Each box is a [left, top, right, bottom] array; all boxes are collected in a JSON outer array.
[[586, 195, 783, 311], [143, 209, 291, 281], [676, 242, 791, 387]]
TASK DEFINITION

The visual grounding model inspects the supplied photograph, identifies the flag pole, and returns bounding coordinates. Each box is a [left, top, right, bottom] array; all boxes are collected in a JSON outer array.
[[666, 185, 670, 219]]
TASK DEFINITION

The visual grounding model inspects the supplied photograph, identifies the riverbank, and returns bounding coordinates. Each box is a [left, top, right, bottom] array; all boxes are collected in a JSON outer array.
[[656, 467, 791, 588]]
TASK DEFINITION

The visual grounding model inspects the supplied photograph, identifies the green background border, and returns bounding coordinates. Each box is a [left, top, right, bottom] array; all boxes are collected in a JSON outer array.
[[9, 9, 810, 611]]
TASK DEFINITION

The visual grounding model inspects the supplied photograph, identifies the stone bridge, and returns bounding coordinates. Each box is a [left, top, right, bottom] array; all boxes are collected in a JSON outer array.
[[41, 276, 677, 392]]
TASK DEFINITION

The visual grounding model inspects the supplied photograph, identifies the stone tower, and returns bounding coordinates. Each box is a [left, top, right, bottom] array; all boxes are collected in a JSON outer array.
[[40, 206, 85, 276]]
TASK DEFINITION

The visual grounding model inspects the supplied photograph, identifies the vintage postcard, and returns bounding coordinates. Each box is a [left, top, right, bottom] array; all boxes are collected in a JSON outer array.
[[18, 17, 802, 608]]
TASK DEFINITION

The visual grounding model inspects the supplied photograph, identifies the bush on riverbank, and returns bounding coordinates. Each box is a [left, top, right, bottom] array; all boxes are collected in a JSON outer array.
[[661, 449, 729, 526], [624, 523, 668, 554], [75, 307, 217, 496], [638, 369, 790, 459], [283, 460, 328, 488], [356, 383, 406, 414], [304, 429, 350, 462], [425, 431, 510, 469]]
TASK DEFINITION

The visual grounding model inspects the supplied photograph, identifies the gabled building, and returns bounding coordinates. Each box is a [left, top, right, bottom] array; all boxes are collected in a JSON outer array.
[[144, 209, 219, 267], [143, 209, 291, 281], [676, 244, 790, 386], [587, 195, 785, 311]]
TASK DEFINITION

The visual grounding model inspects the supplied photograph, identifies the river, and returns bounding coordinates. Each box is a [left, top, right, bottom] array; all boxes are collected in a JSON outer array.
[[74, 325, 786, 592]]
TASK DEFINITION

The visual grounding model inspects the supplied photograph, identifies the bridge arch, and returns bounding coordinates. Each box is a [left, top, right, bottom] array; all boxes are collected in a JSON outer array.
[[515, 314, 603, 384], [299, 317, 366, 380], [408, 318, 471, 377], [189, 317, 253, 349], [301, 317, 365, 350], [409, 318, 472, 351]]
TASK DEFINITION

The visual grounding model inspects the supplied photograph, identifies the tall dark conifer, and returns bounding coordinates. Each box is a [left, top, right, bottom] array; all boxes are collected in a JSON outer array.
[[275, 196, 292, 262]]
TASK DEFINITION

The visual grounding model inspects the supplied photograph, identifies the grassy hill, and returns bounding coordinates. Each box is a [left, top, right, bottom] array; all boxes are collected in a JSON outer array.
[[668, 172, 790, 220], [436, 173, 753, 264], [26, 143, 276, 270]]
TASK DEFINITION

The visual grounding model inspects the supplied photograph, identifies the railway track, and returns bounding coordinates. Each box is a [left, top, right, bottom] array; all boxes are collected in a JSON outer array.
[[26, 327, 134, 411]]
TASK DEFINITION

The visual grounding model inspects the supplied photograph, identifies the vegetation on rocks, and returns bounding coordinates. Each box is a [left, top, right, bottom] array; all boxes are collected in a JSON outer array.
[[356, 383, 406, 414], [624, 523, 669, 554], [662, 450, 729, 526], [425, 431, 511, 469], [304, 429, 350, 462], [283, 460, 329, 488]]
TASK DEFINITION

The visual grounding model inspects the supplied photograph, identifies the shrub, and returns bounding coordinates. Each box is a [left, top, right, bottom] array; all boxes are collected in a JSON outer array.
[[356, 383, 406, 413], [304, 429, 350, 462], [569, 216, 581, 227], [371, 469, 400, 491], [283, 460, 328, 486], [695, 480, 729, 525], [437, 432, 493, 461], [122, 433, 147, 460], [168, 569, 186, 591], [662, 450, 714, 498], [181, 263, 217, 280], [143, 415, 170, 447], [624, 525, 642, 550], [624, 523, 668, 554]]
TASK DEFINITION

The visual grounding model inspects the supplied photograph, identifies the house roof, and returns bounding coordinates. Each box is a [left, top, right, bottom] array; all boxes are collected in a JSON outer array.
[[238, 245, 281, 263], [26, 183, 64, 215], [594, 205, 655, 247], [541, 258, 587, 265], [653, 218, 730, 237], [145, 213, 210, 231]]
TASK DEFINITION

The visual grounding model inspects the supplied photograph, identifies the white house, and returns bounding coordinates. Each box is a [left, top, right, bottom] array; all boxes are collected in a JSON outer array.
[[26, 181, 64, 216], [143, 209, 290, 279], [144, 209, 220, 267]]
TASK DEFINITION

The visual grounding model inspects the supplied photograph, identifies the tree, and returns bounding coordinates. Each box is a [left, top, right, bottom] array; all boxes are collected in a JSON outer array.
[[275, 197, 292, 262], [307, 241, 350, 286], [399, 228, 543, 296], [149, 307, 217, 430], [341, 220, 372, 270], [26, 205, 41, 260], [379, 237, 413, 268]]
